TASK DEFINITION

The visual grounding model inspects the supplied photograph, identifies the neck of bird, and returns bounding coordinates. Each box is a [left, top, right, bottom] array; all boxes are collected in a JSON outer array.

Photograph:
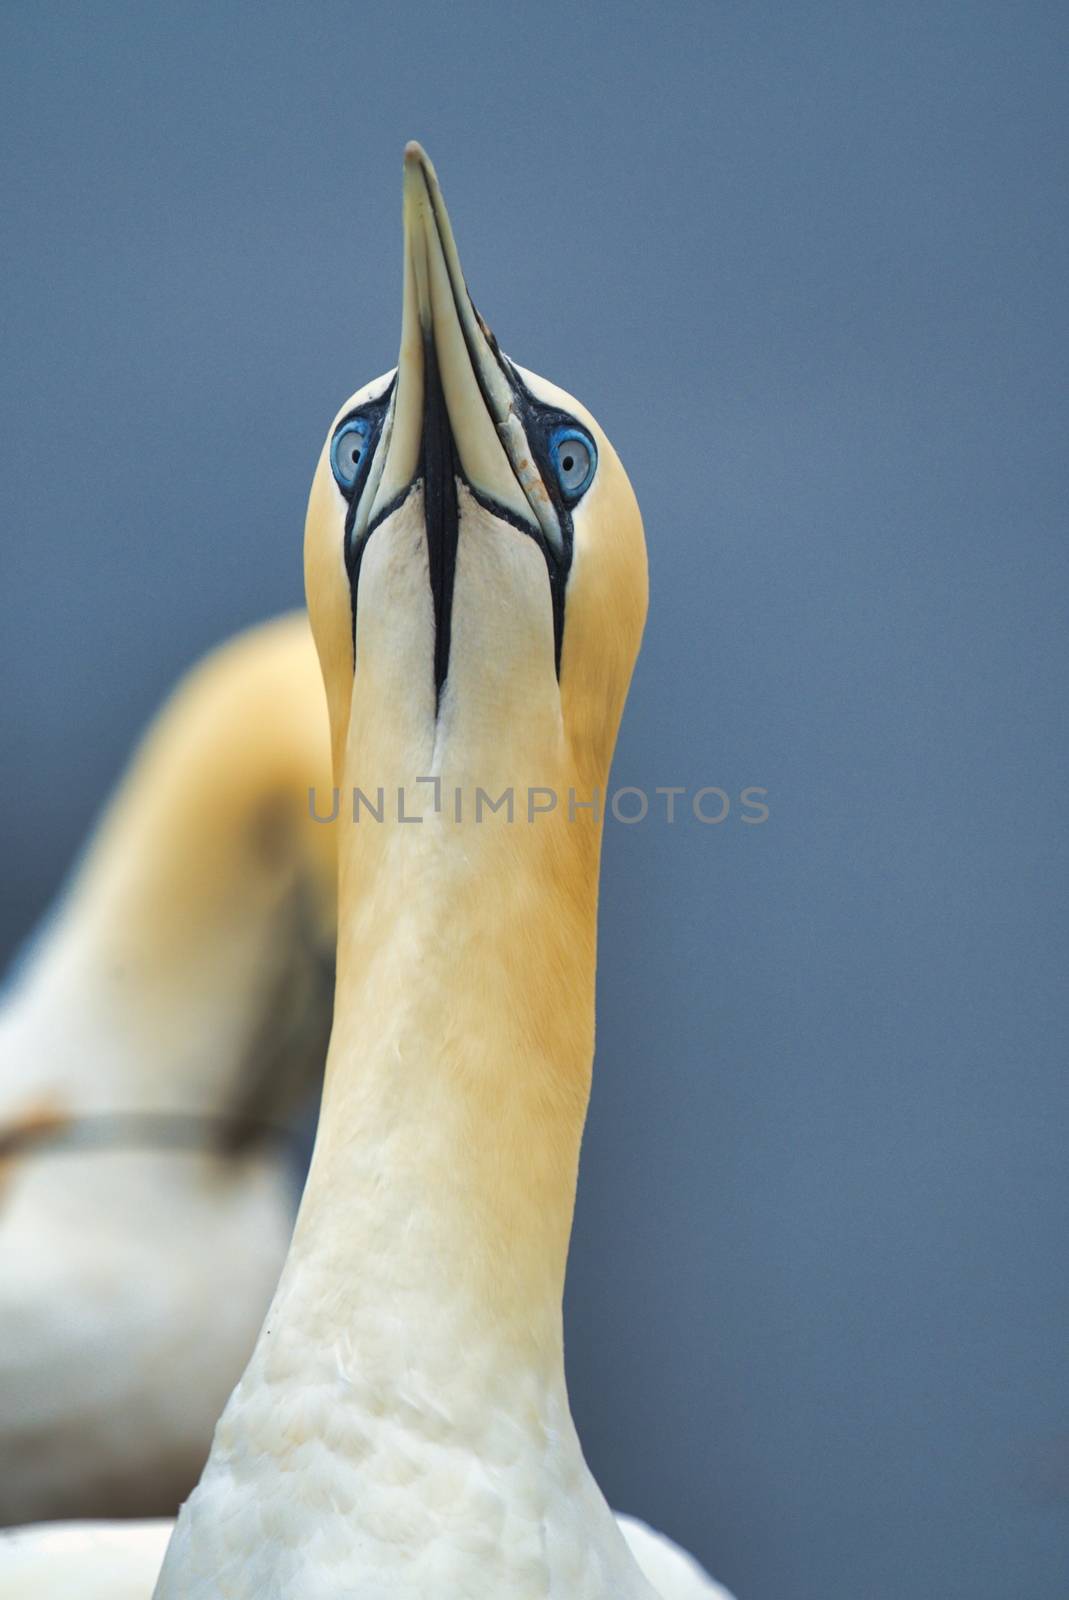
[[276, 777, 602, 1426], [158, 763, 655, 1598], [4, 782, 324, 1126]]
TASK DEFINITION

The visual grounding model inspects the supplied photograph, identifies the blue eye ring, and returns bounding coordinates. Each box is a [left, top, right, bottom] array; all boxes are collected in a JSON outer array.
[[548, 426, 597, 503], [330, 418, 372, 492]]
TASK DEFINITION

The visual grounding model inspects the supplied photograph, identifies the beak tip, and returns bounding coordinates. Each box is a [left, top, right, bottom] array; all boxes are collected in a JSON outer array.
[[403, 141, 436, 217]]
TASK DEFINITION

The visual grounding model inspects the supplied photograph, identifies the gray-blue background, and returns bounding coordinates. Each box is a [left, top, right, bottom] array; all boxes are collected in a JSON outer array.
[[2, 4, 1066, 1596]]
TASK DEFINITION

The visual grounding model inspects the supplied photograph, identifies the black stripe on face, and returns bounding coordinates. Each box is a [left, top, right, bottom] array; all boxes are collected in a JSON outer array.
[[493, 358, 580, 675], [338, 350, 463, 710], [420, 334, 460, 709], [464, 483, 569, 679]]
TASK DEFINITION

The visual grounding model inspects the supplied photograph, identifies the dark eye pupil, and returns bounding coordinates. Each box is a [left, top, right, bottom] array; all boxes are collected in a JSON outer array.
[[562, 454, 574, 472]]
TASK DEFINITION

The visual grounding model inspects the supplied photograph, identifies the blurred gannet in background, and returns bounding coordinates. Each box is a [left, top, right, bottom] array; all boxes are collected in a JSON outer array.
[[0, 614, 335, 1526], [0, 145, 733, 1598]]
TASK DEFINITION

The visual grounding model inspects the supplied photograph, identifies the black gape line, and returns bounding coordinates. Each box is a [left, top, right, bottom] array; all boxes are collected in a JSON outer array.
[[496, 355, 583, 671], [336, 354, 584, 708]]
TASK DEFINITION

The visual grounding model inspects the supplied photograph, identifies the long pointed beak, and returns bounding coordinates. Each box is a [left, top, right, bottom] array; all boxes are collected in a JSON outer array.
[[363, 143, 562, 552]]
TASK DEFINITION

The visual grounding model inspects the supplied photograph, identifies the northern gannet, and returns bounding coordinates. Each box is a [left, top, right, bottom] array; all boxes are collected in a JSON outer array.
[[0, 614, 335, 1525], [0, 145, 732, 1599]]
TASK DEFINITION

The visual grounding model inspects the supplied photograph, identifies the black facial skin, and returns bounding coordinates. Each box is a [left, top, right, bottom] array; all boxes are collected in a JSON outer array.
[[419, 335, 460, 705], [332, 355, 589, 708]]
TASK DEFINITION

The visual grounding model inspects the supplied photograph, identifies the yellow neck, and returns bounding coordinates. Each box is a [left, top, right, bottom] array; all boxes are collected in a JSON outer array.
[[298, 773, 602, 1361]]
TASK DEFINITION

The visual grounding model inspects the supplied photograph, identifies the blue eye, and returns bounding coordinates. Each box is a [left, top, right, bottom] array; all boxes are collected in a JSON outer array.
[[549, 426, 596, 502], [331, 419, 371, 492]]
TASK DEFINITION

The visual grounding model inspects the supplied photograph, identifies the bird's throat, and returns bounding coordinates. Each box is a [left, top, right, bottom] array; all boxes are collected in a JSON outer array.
[[303, 803, 601, 1360]]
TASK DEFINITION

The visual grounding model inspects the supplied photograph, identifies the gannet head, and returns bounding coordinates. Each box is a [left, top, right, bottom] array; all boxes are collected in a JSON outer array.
[[305, 142, 647, 797]]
